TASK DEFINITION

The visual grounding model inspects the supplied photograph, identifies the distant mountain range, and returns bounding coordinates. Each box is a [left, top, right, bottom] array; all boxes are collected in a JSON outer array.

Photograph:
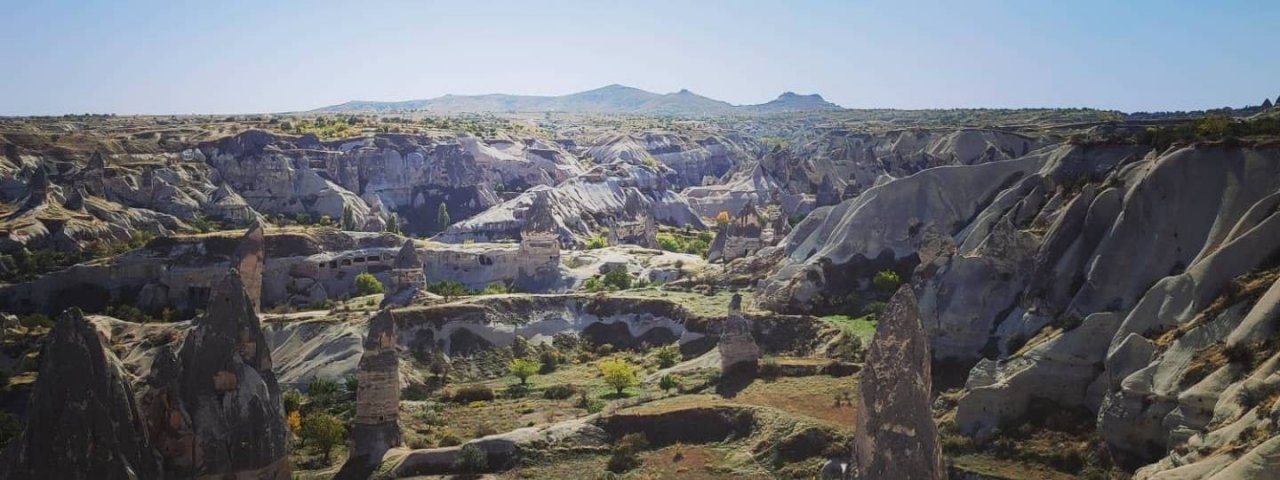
[[309, 84, 842, 115]]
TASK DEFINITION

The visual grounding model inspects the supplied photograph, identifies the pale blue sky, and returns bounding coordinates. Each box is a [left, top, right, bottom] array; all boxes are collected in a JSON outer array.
[[1, 0, 1276, 115]]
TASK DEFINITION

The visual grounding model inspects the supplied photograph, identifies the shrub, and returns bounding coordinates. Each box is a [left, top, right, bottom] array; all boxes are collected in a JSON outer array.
[[584, 277, 606, 292], [603, 268, 632, 290], [872, 270, 901, 292], [282, 389, 305, 414], [598, 358, 639, 395], [656, 233, 683, 252], [509, 358, 539, 385], [449, 385, 496, 403], [454, 443, 488, 473], [538, 349, 564, 374], [659, 373, 681, 393], [427, 280, 469, 300], [354, 272, 384, 295], [654, 344, 681, 368], [542, 384, 579, 400], [480, 282, 509, 295], [586, 235, 609, 249]]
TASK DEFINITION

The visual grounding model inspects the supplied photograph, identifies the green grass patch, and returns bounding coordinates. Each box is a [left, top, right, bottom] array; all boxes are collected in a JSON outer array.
[[819, 314, 877, 343]]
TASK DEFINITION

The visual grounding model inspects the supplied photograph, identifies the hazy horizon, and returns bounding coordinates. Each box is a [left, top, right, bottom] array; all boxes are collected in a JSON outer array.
[[2, 0, 1277, 116]]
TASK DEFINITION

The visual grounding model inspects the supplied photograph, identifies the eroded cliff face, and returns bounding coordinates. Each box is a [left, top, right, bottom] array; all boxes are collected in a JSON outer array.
[[585, 131, 755, 188], [440, 162, 705, 245], [758, 139, 1280, 477], [0, 308, 165, 480], [196, 130, 583, 236]]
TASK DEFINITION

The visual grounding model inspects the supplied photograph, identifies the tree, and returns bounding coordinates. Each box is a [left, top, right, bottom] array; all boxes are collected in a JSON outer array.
[[386, 212, 400, 234], [509, 358, 539, 385], [715, 211, 732, 226], [318, 215, 333, 226], [287, 411, 302, 437], [436, 203, 451, 231], [341, 205, 355, 231], [354, 272, 384, 295], [654, 345, 681, 368], [300, 412, 345, 464], [598, 358, 638, 395], [659, 373, 681, 393]]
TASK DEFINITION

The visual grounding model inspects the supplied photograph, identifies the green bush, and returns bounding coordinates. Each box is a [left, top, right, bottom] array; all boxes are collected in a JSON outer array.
[[449, 385, 496, 403], [872, 270, 902, 292], [602, 269, 632, 290], [454, 443, 488, 473], [354, 272, 384, 295], [282, 389, 305, 414], [542, 383, 580, 400], [427, 280, 469, 300], [583, 277, 606, 293], [659, 373, 681, 393], [654, 344, 681, 368], [586, 235, 609, 249]]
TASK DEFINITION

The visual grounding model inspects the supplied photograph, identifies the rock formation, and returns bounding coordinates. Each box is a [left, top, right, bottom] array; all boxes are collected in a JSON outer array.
[[708, 199, 766, 263], [718, 294, 760, 374], [606, 188, 659, 249], [347, 309, 403, 469], [851, 287, 944, 480], [0, 308, 164, 480], [233, 219, 267, 311], [1263, 97, 1274, 111], [441, 162, 705, 244], [382, 239, 427, 307], [144, 269, 291, 478], [815, 173, 841, 207], [515, 190, 562, 290]]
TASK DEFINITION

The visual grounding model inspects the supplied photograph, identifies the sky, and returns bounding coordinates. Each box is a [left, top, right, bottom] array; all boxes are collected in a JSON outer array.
[[1, 0, 1277, 115]]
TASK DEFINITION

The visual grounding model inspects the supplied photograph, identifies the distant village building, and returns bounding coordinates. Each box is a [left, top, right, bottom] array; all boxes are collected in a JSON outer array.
[[707, 199, 766, 263], [718, 294, 760, 374], [517, 190, 562, 289]]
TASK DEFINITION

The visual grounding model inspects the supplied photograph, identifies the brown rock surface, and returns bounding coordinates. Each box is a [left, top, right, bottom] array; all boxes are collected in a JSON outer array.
[[851, 287, 944, 480]]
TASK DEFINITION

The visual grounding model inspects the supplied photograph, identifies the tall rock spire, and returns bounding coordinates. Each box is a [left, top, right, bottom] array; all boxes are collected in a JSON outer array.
[[232, 220, 266, 312], [173, 269, 290, 478], [851, 287, 945, 480], [0, 308, 165, 480], [346, 309, 403, 471]]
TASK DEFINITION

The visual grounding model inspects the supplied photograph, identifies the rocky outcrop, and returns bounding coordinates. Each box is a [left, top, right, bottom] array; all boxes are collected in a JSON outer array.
[[851, 288, 945, 480], [441, 162, 706, 245], [0, 308, 164, 480], [585, 131, 755, 188], [718, 294, 760, 374], [346, 309, 402, 472], [234, 220, 267, 311], [145, 269, 291, 478]]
